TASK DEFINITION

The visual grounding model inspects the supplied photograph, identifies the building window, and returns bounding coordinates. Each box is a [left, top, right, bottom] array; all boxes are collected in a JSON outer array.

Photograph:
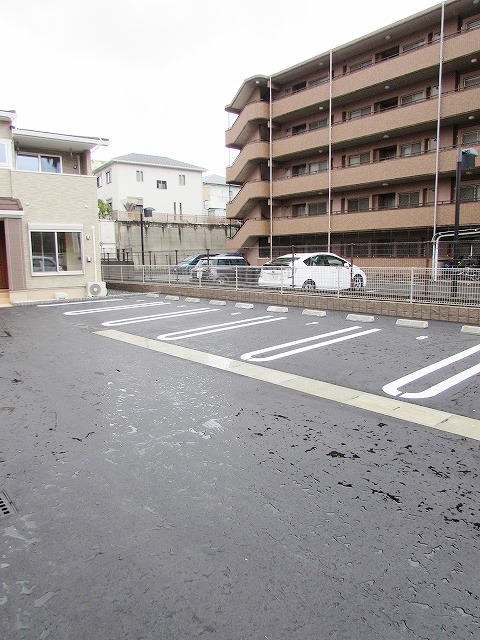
[[460, 184, 480, 201], [30, 230, 82, 274], [348, 152, 370, 166], [308, 202, 327, 215], [349, 106, 371, 120], [374, 97, 398, 112], [96, 175, 102, 188], [157, 180, 167, 189], [463, 130, 480, 144], [425, 137, 437, 151], [375, 45, 399, 62], [292, 123, 307, 136], [347, 197, 369, 212], [400, 142, 422, 157], [403, 39, 425, 52], [401, 91, 424, 105], [179, 174, 186, 185], [309, 74, 329, 87], [292, 204, 306, 217], [136, 170, 144, 182], [309, 160, 328, 173], [398, 191, 420, 207], [349, 58, 372, 72], [309, 118, 328, 130], [426, 85, 439, 98], [466, 18, 480, 30], [377, 145, 397, 161], [105, 170, 112, 184], [292, 81, 307, 93], [292, 164, 307, 177], [377, 193, 396, 209], [17, 153, 62, 173], [464, 74, 480, 88]]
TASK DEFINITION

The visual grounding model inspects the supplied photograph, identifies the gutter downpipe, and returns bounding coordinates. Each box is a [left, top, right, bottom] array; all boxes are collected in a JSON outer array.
[[432, 1, 445, 277], [269, 76, 273, 262], [328, 50, 333, 252]]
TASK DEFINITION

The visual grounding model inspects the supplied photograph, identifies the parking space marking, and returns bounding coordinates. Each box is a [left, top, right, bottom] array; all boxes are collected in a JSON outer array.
[[40, 298, 123, 307], [241, 326, 381, 362], [64, 301, 170, 316], [383, 343, 480, 399], [157, 315, 285, 340], [96, 329, 480, 441], [102, 308, 218, 327]]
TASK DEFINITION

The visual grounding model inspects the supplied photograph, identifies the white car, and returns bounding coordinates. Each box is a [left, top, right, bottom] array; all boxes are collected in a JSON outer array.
[[258, 252, 366, 291]]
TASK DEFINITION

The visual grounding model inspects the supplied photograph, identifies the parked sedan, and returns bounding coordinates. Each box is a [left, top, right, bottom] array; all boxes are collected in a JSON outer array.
[[172, 253, 208, 275], [258, 252, 366, 291], [192, 254, 260, 285]]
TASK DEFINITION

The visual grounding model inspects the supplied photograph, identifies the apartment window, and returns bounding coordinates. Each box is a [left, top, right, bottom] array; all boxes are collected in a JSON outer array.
[[349, 58, 372, 72], [292, 81, 307, 93], [105, 170, 112, 184], [157, 180, 167, 189], [309, 74, 329, 87], [30, 230, 82, 274], [424, 137, 437, 151], [401, 91, 424, 105], [398, 191, 420, 207], [426, 85, 439, 98], [292, 164, 307, 176], [377, 193, 396, 209], [400, 142, 422, 157], [464, 74, 480, 88], [179, 174, 186, 185], [309, 118, 328, 130], [377, 146, 397, 161], [309, 160, 328, 173], [348, 152, 370, 166], [463, 130, 480, 144], [308, 202, 327, 215], [347, 197, 369, 212], [136, 170, 144, 182], [17, 153, 61, 173], [375, 45, 399, 62], [349, 106, 371, 120], [96, 175, 102, 188], [292, 203, 306, 217], [423, 188, 436, 203], [460, 184, 480, 201], [403, 38, 425, 52], [374, 97, 398, 112], [466, 18, 480, 30], [292, 123, 307, 136]]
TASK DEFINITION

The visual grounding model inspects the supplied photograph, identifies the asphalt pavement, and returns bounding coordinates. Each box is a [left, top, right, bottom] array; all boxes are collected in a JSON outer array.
[[0, 294, 479, 639]]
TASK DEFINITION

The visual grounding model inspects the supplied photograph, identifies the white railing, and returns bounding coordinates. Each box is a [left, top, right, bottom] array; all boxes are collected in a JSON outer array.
[[101, 264, 480, 307]]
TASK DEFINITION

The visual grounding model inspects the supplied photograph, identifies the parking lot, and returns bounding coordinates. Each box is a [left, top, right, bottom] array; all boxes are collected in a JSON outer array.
[[1, 295, 479, 639]]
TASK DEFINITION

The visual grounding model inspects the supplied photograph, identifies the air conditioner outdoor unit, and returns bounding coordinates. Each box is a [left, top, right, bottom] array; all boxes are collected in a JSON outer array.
[[86, 281, 107, 297]]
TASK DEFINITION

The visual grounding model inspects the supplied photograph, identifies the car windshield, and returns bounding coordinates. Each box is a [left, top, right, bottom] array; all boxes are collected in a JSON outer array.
[[264, 257, 293, 267]]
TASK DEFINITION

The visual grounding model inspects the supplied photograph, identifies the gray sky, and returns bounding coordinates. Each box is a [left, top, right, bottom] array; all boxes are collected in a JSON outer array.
[[4, 0, 439, 175]]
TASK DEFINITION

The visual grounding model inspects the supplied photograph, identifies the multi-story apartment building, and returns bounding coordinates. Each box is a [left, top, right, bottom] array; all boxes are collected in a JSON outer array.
[[0, 110, 108, 304], [94, 153, 205, 217], [225, 0, 480, 266]]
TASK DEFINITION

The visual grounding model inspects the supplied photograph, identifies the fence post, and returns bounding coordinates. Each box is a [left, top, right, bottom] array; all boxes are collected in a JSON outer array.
[[142, 266, 145, 284], [235, 267, 238, 290], [409, 267, 415, 303]]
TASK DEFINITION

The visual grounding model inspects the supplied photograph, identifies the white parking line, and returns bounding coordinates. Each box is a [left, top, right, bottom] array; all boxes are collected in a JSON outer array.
[[383, 343, 480, 398], [96, 329, 480, 441], [64, 301, 170, 315], [157, 315, 286, 340], [241, 326, 381, 362], [102, 308, 218, 327]]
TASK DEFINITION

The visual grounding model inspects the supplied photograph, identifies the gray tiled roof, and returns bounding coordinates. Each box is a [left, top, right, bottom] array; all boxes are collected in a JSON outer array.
[[203, 174, 226, 185], [111, 153, 205, 172]]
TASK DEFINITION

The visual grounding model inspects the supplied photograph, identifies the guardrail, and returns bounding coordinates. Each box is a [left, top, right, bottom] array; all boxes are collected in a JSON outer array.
[[102, 264, 480, 307]]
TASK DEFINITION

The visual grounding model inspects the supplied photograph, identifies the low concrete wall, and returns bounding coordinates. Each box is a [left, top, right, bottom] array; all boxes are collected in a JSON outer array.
[[106, 281, 480, 325]]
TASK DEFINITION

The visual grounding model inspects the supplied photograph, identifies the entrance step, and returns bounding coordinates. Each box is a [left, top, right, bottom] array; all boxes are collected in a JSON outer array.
[[0, 290, 11, 307]]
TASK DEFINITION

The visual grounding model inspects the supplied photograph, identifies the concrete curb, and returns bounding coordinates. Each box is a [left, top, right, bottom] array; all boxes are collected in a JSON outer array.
[[346, 314, 375, 323], [164, 295, 179, 301], [461, 325, 480, 335], [209, 300, 227, 306], [267, 305, 289, 313], [396, 318, 429, 328], [185, 297, 200, 303], [235, 302, 254, 309], [302, 309, 327, 317]]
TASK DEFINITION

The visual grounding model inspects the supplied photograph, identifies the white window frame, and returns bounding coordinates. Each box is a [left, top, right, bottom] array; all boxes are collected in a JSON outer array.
[[179, 174, 186, 185], [400, 142, 422, 157], [462, 129, 480, 144], [16, 153, 63, 174], [96, 174, 102, 188], [0, 139, 10, 167], [464, 74, 480, 88], [403, 39, 425, 53], [136, 170, 144, 182], [349, 106, 371, 120], [105, 170, 112, 184], [157, 180, 167, 189], [401, 90, 424, 105], [348, 152, 370, 166], [28, 224, 84, 276]]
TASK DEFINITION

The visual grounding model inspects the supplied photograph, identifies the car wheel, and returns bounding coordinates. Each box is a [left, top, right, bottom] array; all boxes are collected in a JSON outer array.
[[302, 280, 316, 292], [352, 275, 364, 289]]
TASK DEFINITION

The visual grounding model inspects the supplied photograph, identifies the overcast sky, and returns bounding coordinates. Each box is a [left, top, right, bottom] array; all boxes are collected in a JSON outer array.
[[5, 0, 439, 175]]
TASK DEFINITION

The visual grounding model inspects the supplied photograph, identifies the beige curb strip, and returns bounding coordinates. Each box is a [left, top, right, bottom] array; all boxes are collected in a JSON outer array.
[[96, 329, 480, 442]]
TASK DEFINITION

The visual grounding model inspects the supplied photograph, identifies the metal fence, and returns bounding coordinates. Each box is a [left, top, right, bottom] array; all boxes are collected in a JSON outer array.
[[102, 263, 480, 307]]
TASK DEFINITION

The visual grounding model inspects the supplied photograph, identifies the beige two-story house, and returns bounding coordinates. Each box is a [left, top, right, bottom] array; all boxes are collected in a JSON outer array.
[[0, 109, 109, 304]]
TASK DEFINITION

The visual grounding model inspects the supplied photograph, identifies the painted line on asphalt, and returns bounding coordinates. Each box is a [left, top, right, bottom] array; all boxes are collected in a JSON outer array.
[[102, 308, 218, 327], [64, 301, 170, 315], [383, 342, 480, 399], [95, 329, 480, 441], [39, 298, 123, 307], [241, 326, 380, 362], [157, 315, 285, 340]]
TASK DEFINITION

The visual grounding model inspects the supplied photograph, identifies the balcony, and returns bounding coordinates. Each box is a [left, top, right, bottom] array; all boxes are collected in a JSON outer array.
[[226, 100, 269, 148], [273, 127, 329, 160], [228, 217, 270, 247], [226, 180, 270, 218], [272, 82, 329, 121], [226, 140, 270, 184]]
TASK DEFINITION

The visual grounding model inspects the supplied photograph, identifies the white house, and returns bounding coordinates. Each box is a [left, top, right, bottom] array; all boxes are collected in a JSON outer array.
[[202, 174, 240, 217], [94, 153, 205, 217]]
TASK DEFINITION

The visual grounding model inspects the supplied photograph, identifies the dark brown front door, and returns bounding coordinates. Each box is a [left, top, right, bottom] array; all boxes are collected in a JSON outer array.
[[0, 222, 8, 289]]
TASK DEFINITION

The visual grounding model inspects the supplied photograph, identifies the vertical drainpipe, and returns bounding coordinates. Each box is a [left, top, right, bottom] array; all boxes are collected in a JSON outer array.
[[432, 2, 445, 257], [269, 75, 273, 261], [328, 50, 333, 252]]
